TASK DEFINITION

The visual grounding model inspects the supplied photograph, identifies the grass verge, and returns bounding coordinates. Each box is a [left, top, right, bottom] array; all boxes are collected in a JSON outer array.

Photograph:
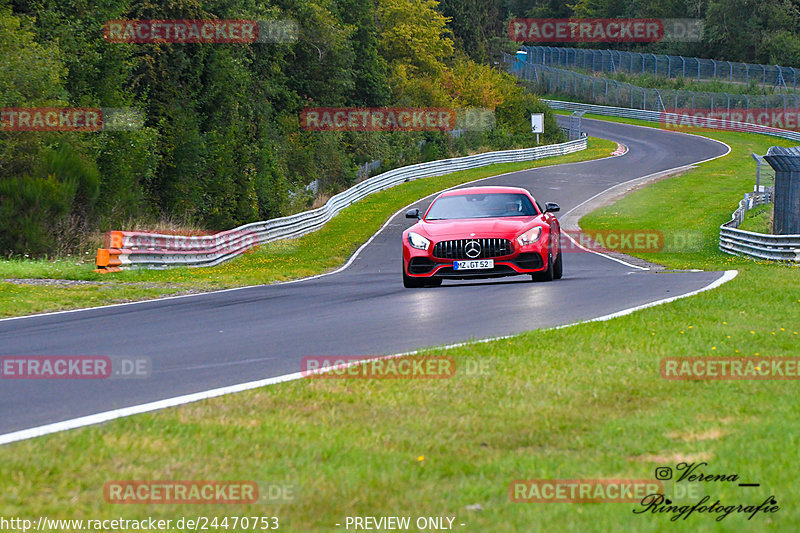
[[0, 138, 615, 318], [739, 204, 773, 234], [2, 121, 798, 532]]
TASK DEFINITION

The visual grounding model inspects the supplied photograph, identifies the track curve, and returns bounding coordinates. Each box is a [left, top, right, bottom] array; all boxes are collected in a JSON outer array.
[[0, 118, 730, 437]]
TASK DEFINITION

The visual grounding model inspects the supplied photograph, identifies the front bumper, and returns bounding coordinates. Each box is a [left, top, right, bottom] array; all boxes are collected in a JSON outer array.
[[404, 246, 548, 280]]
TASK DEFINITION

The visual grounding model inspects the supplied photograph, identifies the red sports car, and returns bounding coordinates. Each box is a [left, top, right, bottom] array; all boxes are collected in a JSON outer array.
[[402, 186, 562, 288]]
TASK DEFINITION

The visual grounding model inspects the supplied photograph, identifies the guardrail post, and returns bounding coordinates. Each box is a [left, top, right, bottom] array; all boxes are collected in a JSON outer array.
[[752, 154, 762, 191], [764, 148, 800, 234]]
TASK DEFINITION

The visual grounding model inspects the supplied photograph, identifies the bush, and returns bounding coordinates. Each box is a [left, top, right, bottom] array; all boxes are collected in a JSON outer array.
[[0, 142, 100, 257]]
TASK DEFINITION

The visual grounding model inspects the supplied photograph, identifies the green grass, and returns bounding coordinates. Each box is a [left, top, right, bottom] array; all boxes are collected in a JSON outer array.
[[0, 137, 615, 318], [570, 113, 793, 270], [2, 121, 799, 532], [739, 204, 773, 234]]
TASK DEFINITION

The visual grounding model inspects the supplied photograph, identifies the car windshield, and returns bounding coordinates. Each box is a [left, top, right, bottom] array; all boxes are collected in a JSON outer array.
[[425, 193, 538, 220]]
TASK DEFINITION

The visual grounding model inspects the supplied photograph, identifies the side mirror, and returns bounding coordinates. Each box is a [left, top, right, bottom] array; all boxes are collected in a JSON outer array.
[[544, 202, 560, 213], [406, 208, 420, 219]]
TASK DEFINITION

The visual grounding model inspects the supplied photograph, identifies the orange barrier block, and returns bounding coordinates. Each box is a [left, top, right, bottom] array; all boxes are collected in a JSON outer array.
[[96, 248, 122, 268], [105, 231, 125, 249]]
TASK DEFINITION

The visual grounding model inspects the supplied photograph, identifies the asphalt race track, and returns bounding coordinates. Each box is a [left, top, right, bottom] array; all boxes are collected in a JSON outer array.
[[0, 118, 730, 437]]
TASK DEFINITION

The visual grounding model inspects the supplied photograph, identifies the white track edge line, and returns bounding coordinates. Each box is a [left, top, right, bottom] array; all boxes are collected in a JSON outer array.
[[0, 146, 617, 323], [557, 133, 732, 270], [0, 122, 739, 442], [0, 269, 738, 446]]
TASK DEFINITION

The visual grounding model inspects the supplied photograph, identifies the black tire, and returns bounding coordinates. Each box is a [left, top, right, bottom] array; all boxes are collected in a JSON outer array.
[[403, 267, 425, 288], [553, 249, 563, 279], [531, 252, 554, 282]]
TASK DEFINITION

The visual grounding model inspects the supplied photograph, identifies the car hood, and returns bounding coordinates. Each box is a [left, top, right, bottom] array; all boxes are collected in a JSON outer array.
[[417, 217, 540, 239]]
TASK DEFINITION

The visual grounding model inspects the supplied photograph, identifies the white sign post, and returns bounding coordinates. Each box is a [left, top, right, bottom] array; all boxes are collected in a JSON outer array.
[[531, 113, 544, 145]]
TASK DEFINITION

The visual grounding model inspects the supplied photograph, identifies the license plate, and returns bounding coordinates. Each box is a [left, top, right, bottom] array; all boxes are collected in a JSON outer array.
[[453, 259, 494, 270]]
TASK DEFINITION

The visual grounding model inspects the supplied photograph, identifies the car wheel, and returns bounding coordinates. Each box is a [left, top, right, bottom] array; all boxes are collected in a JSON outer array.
[[531, 252, 554, 282], [553, 249, 563, 279]]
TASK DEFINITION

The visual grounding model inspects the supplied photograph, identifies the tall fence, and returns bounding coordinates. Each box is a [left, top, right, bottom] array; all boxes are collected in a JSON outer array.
[[752, 154, 776, 192], [506, 57, 800, 115], [524, 46, 800, 91]]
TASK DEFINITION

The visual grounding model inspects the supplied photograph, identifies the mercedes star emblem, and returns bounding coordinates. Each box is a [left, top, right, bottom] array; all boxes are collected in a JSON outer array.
[[465, 240, 481, 259]]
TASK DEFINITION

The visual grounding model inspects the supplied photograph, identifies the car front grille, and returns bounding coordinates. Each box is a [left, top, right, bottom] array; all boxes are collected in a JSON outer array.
[[432, 238, 513, 260]]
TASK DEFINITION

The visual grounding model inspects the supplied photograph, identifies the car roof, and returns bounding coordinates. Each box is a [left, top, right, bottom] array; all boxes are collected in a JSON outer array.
[[437, 186, 533, 198]]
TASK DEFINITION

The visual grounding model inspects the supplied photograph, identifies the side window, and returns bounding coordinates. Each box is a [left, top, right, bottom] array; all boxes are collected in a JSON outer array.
[[535, 200, 544, 214]]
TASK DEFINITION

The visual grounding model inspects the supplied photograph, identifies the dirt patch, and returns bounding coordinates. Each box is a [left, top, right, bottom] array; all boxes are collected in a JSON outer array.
[[2, 278, 189, 290]]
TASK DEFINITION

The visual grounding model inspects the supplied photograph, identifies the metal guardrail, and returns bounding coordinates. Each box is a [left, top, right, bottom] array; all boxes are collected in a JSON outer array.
[[537, 99, 800, 263], [96, 137, 588, 270], [542, 99, 800, 143], [720, 192, 800, 262], [525, 46, 800, 91]]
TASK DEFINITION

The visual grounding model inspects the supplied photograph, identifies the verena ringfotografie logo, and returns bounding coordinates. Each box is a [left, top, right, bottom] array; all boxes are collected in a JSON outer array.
[[636, 462, 779, 522], [103, 19, 298, 44], [662, 109, 800, 132], [509, 18, 701, 43], [510, 479, 663, 503], [301, 355, 456, 379], [0, 108, 143, 132], [1, 356, 151, 379], [661, 357, 800, 380]]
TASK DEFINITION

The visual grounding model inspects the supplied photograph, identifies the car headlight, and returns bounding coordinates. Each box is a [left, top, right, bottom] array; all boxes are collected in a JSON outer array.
[[408, 232, 431, 250], [517, 226, 543, 246]]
